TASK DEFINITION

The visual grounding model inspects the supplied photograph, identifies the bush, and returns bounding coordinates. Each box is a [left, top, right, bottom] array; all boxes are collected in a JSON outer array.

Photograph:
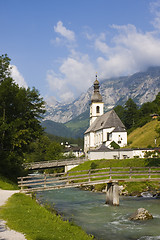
[[110, 141, 120, 149]]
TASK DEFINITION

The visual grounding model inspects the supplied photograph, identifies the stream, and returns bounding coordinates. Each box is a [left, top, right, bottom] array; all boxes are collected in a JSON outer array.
[[36, 187, 160, 240]]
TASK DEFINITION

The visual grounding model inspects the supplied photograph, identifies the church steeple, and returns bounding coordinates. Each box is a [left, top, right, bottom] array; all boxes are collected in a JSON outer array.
[[91, 74, 102, 103], [90, 74, 104, 126]]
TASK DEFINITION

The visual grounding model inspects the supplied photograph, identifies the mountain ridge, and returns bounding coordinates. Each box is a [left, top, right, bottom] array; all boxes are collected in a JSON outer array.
[[44, 66, 160, 124]]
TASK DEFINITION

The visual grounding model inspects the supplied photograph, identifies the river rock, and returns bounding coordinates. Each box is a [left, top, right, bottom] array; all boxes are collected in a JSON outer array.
[[130, 208, 153, 220]]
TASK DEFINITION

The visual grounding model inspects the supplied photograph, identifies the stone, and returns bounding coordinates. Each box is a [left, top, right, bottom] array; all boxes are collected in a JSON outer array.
[[130, 208, 153, 220]]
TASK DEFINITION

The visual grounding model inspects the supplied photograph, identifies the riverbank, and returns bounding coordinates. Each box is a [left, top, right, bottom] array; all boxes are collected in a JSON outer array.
[[0, 189, 27, 240], [80, 181, 160, 197], [72, 157, 160, 196], [37, 186, 160, 240], [0, 192, 94, 240]]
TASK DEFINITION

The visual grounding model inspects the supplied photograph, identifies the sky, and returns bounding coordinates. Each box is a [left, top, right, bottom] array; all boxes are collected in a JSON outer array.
[[1, 0, 160, 104]]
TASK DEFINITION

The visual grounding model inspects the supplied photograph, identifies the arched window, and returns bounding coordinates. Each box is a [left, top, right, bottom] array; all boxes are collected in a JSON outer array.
[[96, 106, 100, 113]]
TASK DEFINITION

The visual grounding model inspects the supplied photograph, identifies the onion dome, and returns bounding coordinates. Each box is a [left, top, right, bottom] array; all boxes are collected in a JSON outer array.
[[91, 74, 102, 102]]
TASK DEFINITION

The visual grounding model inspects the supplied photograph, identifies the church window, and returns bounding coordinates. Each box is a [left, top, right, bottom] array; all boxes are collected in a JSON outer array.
[[107, 133, 112, 141], [96, 106, 100, 113]]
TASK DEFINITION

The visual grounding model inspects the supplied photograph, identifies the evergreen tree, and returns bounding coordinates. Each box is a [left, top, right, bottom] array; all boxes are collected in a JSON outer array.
[[0, 54, 45, 180], [123, 98, 139, 129]]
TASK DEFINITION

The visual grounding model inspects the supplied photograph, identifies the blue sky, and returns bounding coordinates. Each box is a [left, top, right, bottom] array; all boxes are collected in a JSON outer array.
[[1, 0, 160, 104]]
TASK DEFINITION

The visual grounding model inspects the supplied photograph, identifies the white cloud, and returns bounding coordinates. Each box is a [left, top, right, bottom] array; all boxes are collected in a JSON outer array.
[[95, 23, 160, 78], [11, 65, 28, 88], [95, 33, 109, 54], [48, 3, 160, 103], [150, 0, 160, 30], [46, 52, 95, 102], [54, 21, 75, 41]]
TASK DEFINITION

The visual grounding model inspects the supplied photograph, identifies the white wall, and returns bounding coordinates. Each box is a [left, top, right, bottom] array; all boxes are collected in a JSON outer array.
[[88, 150, 133, 160], [112, 132, 127, 147], [88, 149, 155, 160], [65, 164, 78, 172], [90, 102, 104, 125]]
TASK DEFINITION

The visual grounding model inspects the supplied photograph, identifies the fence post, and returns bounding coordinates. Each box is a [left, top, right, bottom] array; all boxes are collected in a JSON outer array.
[[130, 167, 132, 179], [149, 167, 151, 179], [66, 172, 69, 185], [21, 177, 23, 191], [88, 169, 91, 182], [44, 174, 46, 188], [109, 167, 112, 180]]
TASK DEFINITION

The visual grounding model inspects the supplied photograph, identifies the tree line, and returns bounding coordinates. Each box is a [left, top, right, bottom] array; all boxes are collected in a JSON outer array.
[[114, 94, 160, 133]]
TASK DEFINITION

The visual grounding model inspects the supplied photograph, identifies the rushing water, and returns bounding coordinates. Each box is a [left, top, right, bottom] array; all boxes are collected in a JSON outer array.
[[37, 188, 160, 240]]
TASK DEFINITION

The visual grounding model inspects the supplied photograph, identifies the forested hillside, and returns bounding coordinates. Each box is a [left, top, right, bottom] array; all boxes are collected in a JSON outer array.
[[114, 92, 160, 133]]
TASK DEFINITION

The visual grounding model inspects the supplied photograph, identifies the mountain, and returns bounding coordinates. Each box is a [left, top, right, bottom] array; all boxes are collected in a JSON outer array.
[[41, 120, 73, 138], [43, 66, 160, 124], [42, 110, 89, 139]]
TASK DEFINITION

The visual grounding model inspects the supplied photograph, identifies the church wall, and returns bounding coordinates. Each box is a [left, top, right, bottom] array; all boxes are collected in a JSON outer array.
[[84, 133, 90, 153], [90, 102, 104, 125], [94, 130, 103, 147], [90, 132, 95, 148], [88, 150, 134, 160], [90, 102, 104, 117], [103, 127, 115, 142], [112, 132, 127, 147]]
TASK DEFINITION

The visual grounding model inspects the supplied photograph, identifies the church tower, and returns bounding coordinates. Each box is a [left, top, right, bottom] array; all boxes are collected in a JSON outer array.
[[90, 75, 104, 125]]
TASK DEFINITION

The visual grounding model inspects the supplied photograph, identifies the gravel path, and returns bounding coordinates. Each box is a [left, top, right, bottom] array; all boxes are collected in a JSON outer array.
[[0, 189, 27, 240]]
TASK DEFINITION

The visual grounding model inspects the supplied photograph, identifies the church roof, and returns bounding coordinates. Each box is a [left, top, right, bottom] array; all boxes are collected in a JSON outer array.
[[85, 109, 126, 134]]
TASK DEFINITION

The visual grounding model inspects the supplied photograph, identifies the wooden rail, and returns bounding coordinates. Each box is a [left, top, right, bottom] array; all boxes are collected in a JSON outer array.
[[24, 158, 87, 170], [18, 166, 160, 192]]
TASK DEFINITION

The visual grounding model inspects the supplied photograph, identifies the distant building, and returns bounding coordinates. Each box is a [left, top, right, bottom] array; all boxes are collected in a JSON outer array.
[[150, 113, 159, 119], [84, 76, 127, 154], [63, 142, 83, 157]]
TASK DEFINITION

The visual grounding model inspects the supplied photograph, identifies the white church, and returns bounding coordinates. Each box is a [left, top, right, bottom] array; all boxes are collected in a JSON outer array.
[[84, 76, 127, 154]]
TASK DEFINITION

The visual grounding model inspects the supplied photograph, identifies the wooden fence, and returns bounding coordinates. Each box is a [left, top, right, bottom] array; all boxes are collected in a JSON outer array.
[[18, 166, 160, 192]]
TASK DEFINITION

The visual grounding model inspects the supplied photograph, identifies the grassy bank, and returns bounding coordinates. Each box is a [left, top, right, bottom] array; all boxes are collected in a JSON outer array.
[[0, 193, 94, 240], [73, 158, 160, 195], [72, 158, 160, 171], [0, 175, 19, 190], [127, 119, 160, 148]]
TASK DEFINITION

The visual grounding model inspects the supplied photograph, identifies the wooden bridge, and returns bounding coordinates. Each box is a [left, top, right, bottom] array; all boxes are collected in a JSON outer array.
[[24, 158, 87, 171], [18, 166, 160, 206]]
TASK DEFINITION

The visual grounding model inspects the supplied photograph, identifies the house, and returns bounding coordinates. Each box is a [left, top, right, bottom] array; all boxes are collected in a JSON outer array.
[[84, 76, 127, 154], [150, 113, 159, 119], [62, 142, 84, 157]]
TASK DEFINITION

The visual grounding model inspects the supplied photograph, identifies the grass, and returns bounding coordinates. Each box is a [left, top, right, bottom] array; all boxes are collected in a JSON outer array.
[[71, 158, 160, 172], [71, 158, 160, 195], [0, 193, 94, 240], [120, 181, 160, 195], [0, 175, 19, 190], [127, 119, 160, 148]]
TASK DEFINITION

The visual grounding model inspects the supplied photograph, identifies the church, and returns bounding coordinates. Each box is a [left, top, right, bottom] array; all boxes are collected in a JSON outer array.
[[84, 76, 127, 154]]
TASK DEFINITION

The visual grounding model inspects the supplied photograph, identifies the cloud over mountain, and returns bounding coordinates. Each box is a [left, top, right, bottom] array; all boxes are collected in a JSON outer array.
[[47, 2, 160, 103]]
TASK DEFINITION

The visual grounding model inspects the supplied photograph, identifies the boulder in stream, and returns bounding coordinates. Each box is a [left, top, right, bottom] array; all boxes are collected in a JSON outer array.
[[130, 208, 153, 220]]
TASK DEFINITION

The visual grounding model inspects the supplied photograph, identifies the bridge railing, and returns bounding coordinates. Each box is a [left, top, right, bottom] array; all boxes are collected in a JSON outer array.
[[23, 157, 87, 169], [18, 166, 160, 192]]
